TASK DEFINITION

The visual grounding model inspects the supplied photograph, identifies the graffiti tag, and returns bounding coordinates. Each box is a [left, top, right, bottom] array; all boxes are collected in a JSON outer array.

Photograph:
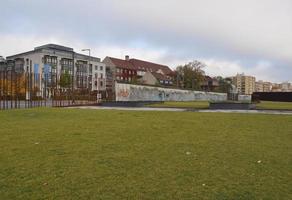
[[117, 89, 129, 97]]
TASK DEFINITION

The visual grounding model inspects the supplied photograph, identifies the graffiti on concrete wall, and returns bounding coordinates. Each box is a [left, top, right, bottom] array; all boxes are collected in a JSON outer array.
[[117, 89, 130, 98], [115, 83, 228, 102]]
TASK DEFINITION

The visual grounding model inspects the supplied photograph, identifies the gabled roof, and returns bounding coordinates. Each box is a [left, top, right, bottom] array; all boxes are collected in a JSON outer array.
[[204, 76, 213, 81], [105, 56, 174, 75], [107, 57, 135, 70], [152, 72, 171, 81], [129, 59, 173, 75], [202, 76, 219, 86]]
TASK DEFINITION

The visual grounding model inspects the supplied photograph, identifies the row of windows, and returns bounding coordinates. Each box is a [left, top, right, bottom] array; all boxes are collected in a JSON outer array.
[[94, 81, 104, 87], [44, 56, 58, 65], [61, 59, 73, 66], [116, 68, 135, 74], [116, 76, 132, 82], [116, 67, 158, 74], [94, 73, 104, 79], [95, 65, 104, 71], [137, 66, 154, 72], [160, 80, 173, 85]]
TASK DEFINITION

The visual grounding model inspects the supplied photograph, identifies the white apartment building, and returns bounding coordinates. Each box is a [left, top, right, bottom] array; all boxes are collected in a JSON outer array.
[[256, 81, 272, 92], [0, 56, 5, 62], [232, 73, 256, 95], [280, 82, 291, 92], [6, 44, 106, 97]]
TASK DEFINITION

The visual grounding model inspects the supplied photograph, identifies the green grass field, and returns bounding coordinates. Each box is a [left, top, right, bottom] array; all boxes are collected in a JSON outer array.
[[147, 101, 209, 109], [0, 108, 292, 199], [256, 101, 292, 110]]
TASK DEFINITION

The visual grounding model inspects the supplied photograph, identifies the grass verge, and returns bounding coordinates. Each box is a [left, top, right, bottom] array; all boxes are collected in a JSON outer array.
[[256, 101, 292, 110], [0, 108, 291, 199]]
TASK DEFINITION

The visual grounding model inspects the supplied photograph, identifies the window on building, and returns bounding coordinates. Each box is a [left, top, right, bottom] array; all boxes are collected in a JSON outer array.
[[100, 66, 103, 71], [100, 73, 103, 79], [100, 81, 103, 87], [95, 65, 98, 70], [89, 64, 93, 73]]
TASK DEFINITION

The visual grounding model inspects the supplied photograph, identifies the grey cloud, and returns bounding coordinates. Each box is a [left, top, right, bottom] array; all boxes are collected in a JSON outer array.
[[0, 0, 291, 82]]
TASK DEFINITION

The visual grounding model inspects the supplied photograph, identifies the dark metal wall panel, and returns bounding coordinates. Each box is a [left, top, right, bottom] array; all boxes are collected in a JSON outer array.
[[252, 92, 292, 102]]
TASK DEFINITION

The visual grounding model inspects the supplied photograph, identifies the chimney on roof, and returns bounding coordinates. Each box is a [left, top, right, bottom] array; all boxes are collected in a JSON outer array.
[[125, 55, 130, 61]]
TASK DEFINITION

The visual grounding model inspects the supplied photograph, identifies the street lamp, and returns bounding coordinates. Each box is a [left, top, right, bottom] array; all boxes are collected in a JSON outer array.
[[81, 49, 91, 58]]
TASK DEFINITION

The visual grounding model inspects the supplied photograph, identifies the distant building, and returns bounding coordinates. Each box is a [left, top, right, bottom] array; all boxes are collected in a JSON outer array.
[[280, 82, 291, 92], [256, 81, 272, 92], [103, 56, 137, 99], [271, 83, 282, 92], [0, 56, 6, 70], [232, 73, 255, 95], [0, 56, 7, 73], [103, 55, 174, 99], [140, 71, 158, 85], [129, 58, 173, 79], [0, 56, 5, 62], [103, 56, 137, 83], [201, 76, 219, 92], [6, 44, 106, 97]]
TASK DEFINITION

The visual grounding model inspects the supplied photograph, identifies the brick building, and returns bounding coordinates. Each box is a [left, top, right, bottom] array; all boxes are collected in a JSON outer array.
[[103, 56, 174, 99]]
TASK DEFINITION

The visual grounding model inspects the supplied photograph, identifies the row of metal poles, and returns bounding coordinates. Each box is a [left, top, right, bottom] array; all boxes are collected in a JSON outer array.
[[0, 69, 99, 110]]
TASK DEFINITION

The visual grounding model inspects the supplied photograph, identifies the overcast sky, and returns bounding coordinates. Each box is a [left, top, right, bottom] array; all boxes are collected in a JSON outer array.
[[1, 0, 291, 82]]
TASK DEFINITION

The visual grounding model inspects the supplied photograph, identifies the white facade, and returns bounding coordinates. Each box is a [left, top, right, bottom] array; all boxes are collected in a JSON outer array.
[[0, 56, 5, 62], [232, 73, 256, 95], [6, 44, 106, 97], [92, 63, 106, 91], [280, 82, 291, 92]]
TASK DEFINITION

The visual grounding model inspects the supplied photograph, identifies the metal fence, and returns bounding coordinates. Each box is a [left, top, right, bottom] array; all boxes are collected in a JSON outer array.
[[0, 68, 99, 110]]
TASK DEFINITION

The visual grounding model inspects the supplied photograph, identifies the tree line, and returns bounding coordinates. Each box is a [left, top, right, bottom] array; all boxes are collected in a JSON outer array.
[[173, 60, 232, 93]]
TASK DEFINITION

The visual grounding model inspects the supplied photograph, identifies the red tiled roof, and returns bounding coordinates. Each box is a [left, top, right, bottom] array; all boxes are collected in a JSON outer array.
[[106, 57, 174, 76], [107, 57, 135, 70], [129, 59, 173, 75]]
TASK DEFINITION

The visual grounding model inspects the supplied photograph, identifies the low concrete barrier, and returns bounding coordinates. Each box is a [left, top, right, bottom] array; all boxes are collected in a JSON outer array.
[[210, 102, 256, 110], [238, 95, 252, 102]]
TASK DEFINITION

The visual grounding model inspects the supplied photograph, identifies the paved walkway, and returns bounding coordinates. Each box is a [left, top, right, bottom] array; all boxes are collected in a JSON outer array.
[[68, 106, 292, 115]]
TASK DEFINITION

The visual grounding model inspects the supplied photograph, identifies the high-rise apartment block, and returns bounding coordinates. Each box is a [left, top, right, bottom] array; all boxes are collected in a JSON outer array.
[[232, 74, 256, 95]]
